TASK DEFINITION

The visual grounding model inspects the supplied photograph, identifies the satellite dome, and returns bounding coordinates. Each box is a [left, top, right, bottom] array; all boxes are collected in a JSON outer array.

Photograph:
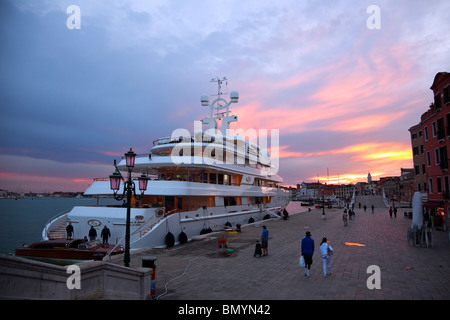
[[201, 94, 209, 106], [230, 91, 239, 102]]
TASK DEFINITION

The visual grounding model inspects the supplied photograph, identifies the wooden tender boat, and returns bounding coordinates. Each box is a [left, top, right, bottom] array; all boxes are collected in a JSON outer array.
[[15, 239, 123, 261]]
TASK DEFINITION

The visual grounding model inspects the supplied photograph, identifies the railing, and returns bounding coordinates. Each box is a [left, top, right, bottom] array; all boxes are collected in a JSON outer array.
[[41, 209, 70, 240]]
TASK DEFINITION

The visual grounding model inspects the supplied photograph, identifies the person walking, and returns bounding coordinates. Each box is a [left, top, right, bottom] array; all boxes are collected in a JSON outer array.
[[261, 225, 269, 256], [389, 207, 393, 218], [88, 226, 97, 241], [320, 237, 333, 278], [393, 206, 397, 218], [301, 231, 314, 277], [371, 204, 374, 214], [342, 210, 348, 227], [66, 222, 74, 239], [101, 225, 111, 245]]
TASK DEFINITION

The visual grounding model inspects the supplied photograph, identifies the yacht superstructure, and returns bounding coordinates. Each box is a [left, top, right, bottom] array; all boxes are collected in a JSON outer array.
[[42, 78, 289, 249]]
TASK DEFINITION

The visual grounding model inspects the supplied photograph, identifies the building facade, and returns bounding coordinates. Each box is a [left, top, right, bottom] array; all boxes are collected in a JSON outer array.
[[411, 72, 450, 230], [409, 123, 427, 192]]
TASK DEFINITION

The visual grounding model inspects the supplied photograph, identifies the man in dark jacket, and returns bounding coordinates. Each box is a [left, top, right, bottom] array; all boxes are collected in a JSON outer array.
[[66, 222, 74, 239], [301, 231, 315, 277], [101, 225, 111, 245], [88, 226, 97, 241]]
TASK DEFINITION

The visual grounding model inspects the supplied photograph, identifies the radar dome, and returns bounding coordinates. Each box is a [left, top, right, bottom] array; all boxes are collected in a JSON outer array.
[[201, 94, 209, 106], [230, 91, 239, 103]]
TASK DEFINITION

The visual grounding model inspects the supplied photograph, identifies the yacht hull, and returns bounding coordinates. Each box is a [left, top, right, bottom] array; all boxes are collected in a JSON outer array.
[[43, 197, 288, 250]]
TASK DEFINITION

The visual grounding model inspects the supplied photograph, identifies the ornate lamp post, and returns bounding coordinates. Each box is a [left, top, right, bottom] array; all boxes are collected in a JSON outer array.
[[321, 188, 326, 220], [109, 148, 148, 267]]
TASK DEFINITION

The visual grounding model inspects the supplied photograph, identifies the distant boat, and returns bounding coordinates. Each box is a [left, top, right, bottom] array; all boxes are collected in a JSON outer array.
[[15, 239, 123, 262]]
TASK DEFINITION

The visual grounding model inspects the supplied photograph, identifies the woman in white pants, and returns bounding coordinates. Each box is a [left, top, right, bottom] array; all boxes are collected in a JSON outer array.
[[320, 237, 333, 278]]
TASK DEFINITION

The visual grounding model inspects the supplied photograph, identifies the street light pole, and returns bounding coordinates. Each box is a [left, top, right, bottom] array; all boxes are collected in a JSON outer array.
[[124, 173, 132, 267], [109, 148, 148, 267], [322, 194, 326, 220], [321, 188, 326, 220]]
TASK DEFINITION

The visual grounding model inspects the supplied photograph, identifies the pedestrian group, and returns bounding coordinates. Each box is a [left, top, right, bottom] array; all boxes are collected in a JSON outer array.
[[301, 231, 334, 278], [66, 223, 112, 246]]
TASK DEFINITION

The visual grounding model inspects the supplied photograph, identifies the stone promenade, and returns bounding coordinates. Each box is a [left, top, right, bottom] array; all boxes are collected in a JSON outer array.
[[110, 202, 450, 300]]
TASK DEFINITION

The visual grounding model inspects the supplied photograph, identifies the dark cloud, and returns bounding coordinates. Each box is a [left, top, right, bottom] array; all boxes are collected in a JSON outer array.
[[0, 0, 449, 191]]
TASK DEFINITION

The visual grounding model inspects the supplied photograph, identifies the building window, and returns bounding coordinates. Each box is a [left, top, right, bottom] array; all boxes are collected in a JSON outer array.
[[426, 151, 431, 166], [429, 178, 434, 194], [437, 117, 445, 140], [437, 176, 442, 193], [432, 122, 437, 137], [445, 176, 449, 195], [424, 126, 429, 141], [413, 146, 419, 156], [435, 148, 440, 165], [415, 165, 420, 175], [434, 93, 442, 110], [444, 86, 450, 105], [440, 146, 448, 170], [447, 113, 450, 136]]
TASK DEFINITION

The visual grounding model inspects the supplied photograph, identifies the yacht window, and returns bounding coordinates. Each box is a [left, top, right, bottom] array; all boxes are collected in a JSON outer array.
[[224, 197, 237, 206], [209, 173, 216, 184], [164, 196, 175, 208], [218, 174, 224, 185]]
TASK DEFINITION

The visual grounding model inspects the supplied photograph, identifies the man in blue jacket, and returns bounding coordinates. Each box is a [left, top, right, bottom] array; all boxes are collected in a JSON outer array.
[[301, 231, 314, 277], [261, 225, 269, 256]]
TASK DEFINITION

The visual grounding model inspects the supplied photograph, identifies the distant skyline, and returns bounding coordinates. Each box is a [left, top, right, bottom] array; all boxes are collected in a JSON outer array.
[[1, 0, 449, 192]]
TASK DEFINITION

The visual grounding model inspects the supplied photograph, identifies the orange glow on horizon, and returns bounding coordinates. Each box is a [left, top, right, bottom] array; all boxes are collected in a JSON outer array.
[[72, 178, 92, 183], [279, 142, 412, 162], [311, 172, 384, 185]]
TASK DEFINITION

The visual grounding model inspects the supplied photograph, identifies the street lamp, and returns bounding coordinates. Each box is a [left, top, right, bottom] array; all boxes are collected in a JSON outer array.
[[109, 148, 149, 267], [321, 189, 326, 220]]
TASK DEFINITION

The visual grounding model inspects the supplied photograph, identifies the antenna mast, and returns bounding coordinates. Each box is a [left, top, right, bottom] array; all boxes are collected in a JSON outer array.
[[201, 77, 239, 134]]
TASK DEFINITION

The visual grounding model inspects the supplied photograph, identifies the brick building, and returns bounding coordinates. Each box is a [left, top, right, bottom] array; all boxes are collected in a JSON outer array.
[[410, 72, 450, 230]]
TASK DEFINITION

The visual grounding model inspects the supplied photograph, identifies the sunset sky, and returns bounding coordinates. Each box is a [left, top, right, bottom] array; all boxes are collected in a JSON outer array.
[[0, 0, 449, 192]]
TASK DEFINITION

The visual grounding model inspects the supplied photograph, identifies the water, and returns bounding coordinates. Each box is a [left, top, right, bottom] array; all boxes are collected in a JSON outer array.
[[285, 201, 309, 216], [0, 197, 307, 255], [0, 197, 118, 255]]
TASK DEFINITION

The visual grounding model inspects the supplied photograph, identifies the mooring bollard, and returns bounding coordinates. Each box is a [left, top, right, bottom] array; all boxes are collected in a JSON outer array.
[[142, 256, 157, 299]]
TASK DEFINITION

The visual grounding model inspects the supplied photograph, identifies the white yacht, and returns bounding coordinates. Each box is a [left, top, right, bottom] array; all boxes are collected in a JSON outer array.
[[42, 78, 290, 249]]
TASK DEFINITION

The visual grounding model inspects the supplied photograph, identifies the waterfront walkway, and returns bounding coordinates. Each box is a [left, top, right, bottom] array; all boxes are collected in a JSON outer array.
[[110, 202, 450, 300]]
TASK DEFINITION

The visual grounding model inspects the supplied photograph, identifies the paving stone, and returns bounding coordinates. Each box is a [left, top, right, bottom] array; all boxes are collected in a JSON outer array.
[[109, 199, 450, 300]]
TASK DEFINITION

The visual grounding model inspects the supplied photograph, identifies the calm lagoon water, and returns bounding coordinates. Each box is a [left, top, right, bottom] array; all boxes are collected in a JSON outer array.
[[0, 197, 117, 255]]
